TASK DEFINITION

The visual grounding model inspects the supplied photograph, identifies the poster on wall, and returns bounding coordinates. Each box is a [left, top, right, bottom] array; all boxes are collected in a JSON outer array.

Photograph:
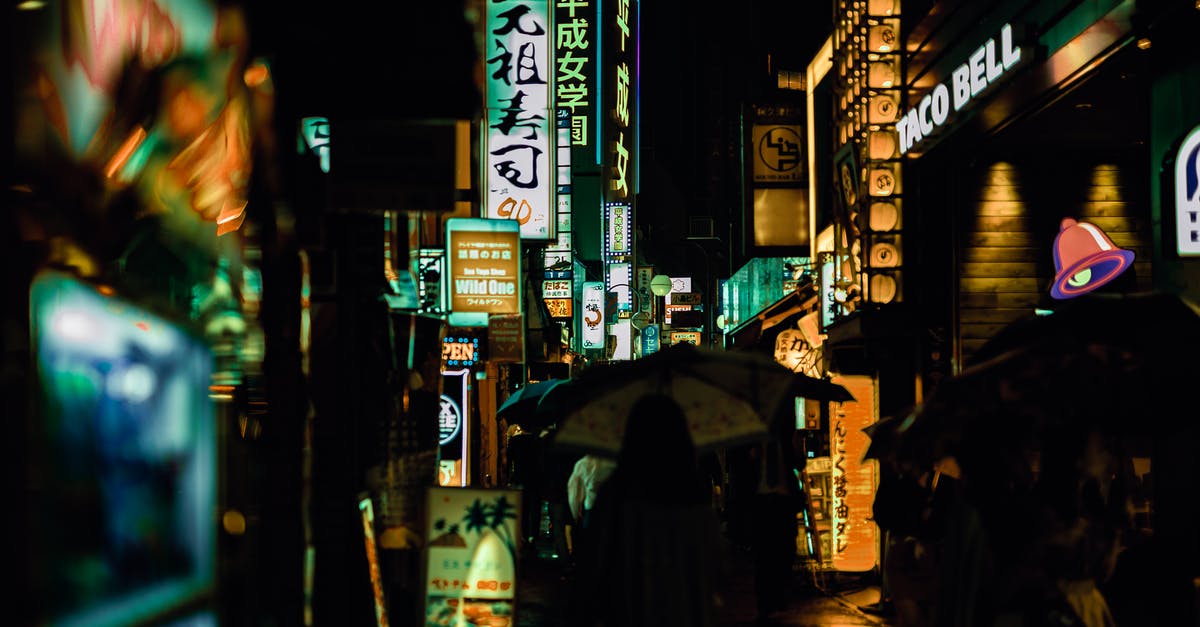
[[828, 374, 878, 572], [423, 487, 522, 627]]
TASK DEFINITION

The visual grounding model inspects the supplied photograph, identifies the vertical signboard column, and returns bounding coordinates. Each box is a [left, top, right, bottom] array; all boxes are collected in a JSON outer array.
[[828, 374, 879, 572], [485, 0, 554, 241]]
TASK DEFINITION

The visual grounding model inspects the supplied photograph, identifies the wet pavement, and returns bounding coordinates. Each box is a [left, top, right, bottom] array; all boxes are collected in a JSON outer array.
[[513, 547, 893, 627]]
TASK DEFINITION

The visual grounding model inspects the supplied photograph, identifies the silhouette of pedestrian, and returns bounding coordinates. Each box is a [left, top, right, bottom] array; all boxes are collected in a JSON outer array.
[[571, 394, 725, 627]]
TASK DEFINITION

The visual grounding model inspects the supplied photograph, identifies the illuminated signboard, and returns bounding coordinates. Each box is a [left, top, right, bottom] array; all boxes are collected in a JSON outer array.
[[611, 319, 632, 360], [424, 487, 521, 626], [485, 0, 554, 240], [1175, 123, 1200, 256], [439, 369, 471, 486], [416, 249, 448, 313], [581, 281, 605, 349], [829, 374, 879, 572], [668, 330, 702, 346], [555, 1, 593, 148], [897, 23, 1025, 155], [446, 218, 521, 316], [604, 0, 637, 202], [640, 323, 660, 355], [753, 125, 804, 183], [542, 279, 572, 299], [606, 262, 632, 312], [1049, 218, 1134, 300], [605, 202, 632, 257], [441, 336, 480, 369], [545, 298, 573, 318]]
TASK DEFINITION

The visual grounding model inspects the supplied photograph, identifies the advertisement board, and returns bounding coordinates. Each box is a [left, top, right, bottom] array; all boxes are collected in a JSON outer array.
[[446, 219, 522, 317], [423, 487, 522, 627]]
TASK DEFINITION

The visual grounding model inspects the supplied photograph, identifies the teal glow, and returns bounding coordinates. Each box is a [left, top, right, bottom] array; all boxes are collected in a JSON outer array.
[[116, 132, 158, 183], [299, 117, 330, 173], [595, 0, 603, 166], [635, 0, 640, 195]]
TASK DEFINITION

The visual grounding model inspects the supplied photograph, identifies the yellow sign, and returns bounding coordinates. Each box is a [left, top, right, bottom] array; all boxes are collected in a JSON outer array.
[[829, 374, 879, 572], [545, 298, 573, 318], [447, 221, 521, 314], [668, 330, 702, 346]]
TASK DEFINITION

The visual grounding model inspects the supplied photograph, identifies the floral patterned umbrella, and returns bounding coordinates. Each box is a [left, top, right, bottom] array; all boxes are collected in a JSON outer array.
[[550, 343, 853, 457]]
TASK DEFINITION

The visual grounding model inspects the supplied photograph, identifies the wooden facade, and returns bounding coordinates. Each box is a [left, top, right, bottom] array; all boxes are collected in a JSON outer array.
[[956, 160, 1153, 363]]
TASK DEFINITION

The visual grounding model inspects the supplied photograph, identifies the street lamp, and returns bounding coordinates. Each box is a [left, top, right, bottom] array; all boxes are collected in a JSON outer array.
[[650, 274, 673, 329]]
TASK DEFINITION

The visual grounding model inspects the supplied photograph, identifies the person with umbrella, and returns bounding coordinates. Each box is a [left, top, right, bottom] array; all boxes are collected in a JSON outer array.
[[569, 394, 726, 627]]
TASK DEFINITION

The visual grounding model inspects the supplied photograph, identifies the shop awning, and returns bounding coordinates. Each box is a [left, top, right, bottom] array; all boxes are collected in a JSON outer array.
[[727, 283, 820, 352]]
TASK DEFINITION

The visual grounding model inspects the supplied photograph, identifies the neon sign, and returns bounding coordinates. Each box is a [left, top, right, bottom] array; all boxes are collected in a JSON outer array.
[[1050, 218, 1134, 300]]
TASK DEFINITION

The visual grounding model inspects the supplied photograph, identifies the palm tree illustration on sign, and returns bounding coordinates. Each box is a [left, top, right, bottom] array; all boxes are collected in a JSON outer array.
[[432, 496, 519, 556]]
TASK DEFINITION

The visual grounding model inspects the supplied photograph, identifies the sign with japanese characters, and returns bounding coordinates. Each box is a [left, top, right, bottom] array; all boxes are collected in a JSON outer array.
[[423, 487, 522, 627], [544, 298, 573, 318], [488, 314, 525, 364], [446, 218, 521, 315], [668, 330, 702, 346], [581, 281, 605, 349], [604, 0, 637, 202], [541, 279, 572, 299], [555, 0, 593, 148], [605, 202, 632, 257], [828, 374, 879, 572], [485, 0, 554, 240]]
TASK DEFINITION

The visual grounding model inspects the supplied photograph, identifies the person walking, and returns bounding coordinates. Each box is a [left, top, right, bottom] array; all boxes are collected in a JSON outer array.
[[571, 394, 726, 627], [565, 452, 616, 558]]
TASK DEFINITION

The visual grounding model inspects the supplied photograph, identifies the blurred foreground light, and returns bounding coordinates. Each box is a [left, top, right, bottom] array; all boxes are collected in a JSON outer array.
[[51, 308, 98, 343], [17, 0, 46, 9], [223, 510, 247, 535], [1136, 38, 1151, 50], [243, 62, 270, 88]]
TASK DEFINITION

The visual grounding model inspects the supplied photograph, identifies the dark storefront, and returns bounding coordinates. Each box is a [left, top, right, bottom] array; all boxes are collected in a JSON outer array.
[[894, 1, 1199, 622]]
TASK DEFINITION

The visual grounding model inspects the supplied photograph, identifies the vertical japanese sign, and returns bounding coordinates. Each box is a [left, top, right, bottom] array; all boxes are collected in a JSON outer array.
[[486, 0, 554, 240], [446, 219, 522, 315], [555, 0, 593, 151], [604, 0, 637, 204], [828, 374, 879, 572], [423, 487, 522, 627], [581, 281, 606, 349]]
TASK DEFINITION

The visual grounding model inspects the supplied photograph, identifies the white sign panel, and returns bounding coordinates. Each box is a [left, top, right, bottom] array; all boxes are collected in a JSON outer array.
[[485, 0, 554, 240], [1175, 123, 1200, 256], [581, 281, 605, 349]]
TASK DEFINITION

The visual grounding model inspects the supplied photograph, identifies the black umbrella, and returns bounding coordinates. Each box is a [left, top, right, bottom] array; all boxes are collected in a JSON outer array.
[[496, 378, 566, 431], [547, 343, 853, 457]]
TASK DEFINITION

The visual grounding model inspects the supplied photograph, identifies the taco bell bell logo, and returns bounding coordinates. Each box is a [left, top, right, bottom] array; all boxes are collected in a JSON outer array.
[[1176, 124, 1200, 256]]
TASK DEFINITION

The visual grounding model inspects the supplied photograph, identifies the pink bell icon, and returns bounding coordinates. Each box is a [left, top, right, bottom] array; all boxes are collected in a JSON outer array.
[[1050, 218, 1134, 300]]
